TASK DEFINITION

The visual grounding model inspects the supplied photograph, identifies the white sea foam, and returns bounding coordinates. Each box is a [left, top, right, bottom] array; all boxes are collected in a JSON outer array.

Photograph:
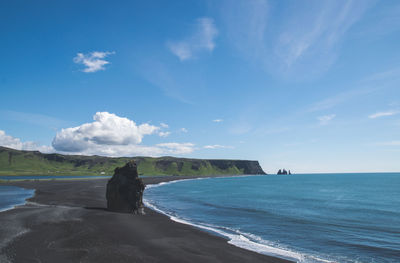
[[144, 177, 336, 263], [145, 177, 207, 189], [0, 205, 20, 213]]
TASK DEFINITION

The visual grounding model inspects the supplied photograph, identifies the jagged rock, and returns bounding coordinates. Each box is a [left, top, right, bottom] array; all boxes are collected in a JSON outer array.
[[106, 160, 145, 214], [277, 169, 288, 175]]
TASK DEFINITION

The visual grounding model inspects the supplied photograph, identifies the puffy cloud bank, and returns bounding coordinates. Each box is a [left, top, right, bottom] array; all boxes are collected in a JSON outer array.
[[52, 112, 194, 156], [2, 112, 230, 157]]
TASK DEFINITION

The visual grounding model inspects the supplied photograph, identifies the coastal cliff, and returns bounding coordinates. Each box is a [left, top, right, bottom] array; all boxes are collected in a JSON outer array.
[[0, 146, 266, 176]]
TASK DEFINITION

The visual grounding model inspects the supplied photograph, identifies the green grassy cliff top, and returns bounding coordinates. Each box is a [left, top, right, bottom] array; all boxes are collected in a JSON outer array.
[[0, 146, 266, 176]]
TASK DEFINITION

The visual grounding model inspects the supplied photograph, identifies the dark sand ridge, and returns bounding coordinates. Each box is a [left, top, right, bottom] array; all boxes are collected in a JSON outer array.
[[0, 177, 293, 263]]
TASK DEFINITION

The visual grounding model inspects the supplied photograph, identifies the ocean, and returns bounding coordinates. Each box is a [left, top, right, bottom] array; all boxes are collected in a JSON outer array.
[[144, 173, 400, 263], [0, 186, 35, 212]]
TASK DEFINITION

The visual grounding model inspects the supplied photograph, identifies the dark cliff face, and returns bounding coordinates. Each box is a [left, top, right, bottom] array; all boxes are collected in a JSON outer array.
[[134, 156, 266, 175], [208, 160, 266, 174], [106, 161, 145, 214]]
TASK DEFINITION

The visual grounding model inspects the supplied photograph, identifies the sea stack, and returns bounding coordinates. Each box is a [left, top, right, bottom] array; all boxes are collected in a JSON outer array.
[[106, 160, 145, 214], [277, 169, 289, 175]]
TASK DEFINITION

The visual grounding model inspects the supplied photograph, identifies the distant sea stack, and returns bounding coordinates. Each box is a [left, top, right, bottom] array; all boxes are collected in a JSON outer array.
[[106, 161, 145, 214], [277, 169, 291, 175]]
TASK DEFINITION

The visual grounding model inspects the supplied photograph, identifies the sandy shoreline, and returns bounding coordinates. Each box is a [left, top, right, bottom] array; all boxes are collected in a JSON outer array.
[[0, 177, 293, 263]]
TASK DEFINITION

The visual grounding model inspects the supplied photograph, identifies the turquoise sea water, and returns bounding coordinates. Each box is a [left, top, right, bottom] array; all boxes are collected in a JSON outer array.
[[144, 173, 400, 263], [0, 186, 35, 212]]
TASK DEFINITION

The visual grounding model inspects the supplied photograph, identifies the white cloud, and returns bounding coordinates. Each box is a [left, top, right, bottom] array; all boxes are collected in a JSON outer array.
[[167, 17, 218, 61], [0, 130, 53, 153], [156, 143, 195, 155], [317, 114, 336, 125], [73, 51, 115, 73], [203, 144, 233, 149], [160, 123, 169, 128], [52, 112, 159, 152], [180, 128, 188, 133], [158, 131, 171, 137], [213, 119, 223, 123], [159, 122, 171, 137], [51, 112, 194, 157], [368, 111, 399, 119]]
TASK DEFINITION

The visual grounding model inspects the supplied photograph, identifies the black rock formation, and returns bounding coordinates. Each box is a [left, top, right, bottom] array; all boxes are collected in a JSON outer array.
[[277, 169, 288, 175], [106, 160, 145, 214]]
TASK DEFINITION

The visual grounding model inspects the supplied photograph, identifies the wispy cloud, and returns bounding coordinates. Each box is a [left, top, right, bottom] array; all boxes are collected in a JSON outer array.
[[357, 2, 400, 37], [229, 123, 252, 135], [376, 141, 400, 146], [317, 114, 336, 125], [167, 18, 218, 61], [307, 66, 400, 113], [222, 0, 373, 78], [180, 128, 188, 133], [203, 144, 233, 149], [369, 111, 399, 119], [73, 51, 115, 73], [275, 1, 370, 70], [138, 59, 194, 104], [158, 131, 171, 137], [156, 143, 195, 154], [307, 88, 373, 112], [362, 67, 400, 84], [160, 123, 169, 128], [212, 119, 223, 123], [223, 0, 268, 61]]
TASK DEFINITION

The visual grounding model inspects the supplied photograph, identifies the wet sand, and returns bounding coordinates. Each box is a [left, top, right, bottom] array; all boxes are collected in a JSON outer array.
[[0, 177, 293, 263]]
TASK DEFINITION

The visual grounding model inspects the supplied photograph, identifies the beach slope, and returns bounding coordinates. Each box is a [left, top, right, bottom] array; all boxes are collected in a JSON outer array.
[[0, 178, 292, 263]]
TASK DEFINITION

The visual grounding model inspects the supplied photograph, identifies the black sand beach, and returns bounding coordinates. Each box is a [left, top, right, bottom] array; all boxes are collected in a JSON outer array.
[[0, 177, 293, 263]]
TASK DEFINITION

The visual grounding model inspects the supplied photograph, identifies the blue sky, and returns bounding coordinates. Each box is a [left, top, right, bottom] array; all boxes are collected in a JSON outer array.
[[1, 0, 400, 173]]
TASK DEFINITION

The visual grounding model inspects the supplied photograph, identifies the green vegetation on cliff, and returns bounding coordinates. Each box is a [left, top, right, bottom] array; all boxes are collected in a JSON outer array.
[[0, 146, 266, 176]]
